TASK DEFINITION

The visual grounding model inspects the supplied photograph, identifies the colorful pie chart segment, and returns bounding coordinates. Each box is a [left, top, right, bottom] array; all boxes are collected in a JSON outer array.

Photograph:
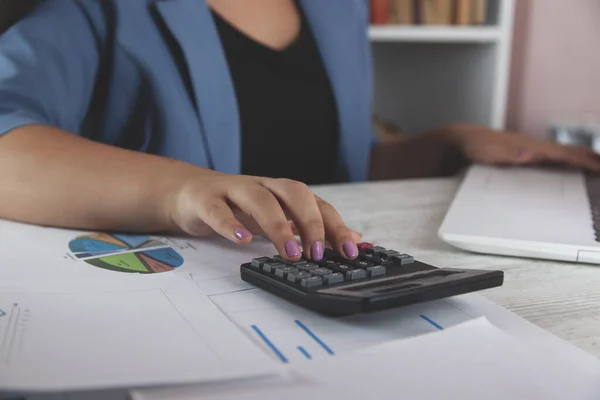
[[69, 233, 184, 274], [69, 233, 128, 255]]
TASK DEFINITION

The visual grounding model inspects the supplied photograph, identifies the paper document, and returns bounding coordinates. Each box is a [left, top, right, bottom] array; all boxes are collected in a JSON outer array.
[[206, 288, 600, 367], [2, 219, 598, 396], [0, 274, 279, 392], [0, 220, 274, 289], [134, 318, 600, 400]]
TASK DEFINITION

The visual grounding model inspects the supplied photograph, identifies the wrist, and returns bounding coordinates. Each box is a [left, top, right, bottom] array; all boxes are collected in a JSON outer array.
[[157, 161, 209, 232], [434, 124, 470, 148], [425, 124, 472, 173]]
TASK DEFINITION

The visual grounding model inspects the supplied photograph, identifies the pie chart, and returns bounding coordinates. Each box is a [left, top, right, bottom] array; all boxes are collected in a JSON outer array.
[[69, 233, 184, 274]]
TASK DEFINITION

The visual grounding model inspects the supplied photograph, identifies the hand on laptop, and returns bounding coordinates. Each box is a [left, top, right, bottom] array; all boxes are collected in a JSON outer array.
[[450, 124, 600, 173]]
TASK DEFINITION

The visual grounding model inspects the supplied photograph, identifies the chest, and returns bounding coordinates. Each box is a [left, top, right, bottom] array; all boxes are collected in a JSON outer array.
[[83, 0, 373, 181]]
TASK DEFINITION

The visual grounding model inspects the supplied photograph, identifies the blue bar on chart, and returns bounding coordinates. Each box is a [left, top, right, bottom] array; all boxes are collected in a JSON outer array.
[[250, 324, 289, 363], [420, 314, 444, 330], [295, 320, 335, 355], [297, 346, 312, 360]]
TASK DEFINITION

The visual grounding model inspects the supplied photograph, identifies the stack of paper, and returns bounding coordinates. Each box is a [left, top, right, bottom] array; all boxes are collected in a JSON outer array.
[[0, 274, 280, 393], [1, 219, 600, 399], [134, 318, 600, 400]]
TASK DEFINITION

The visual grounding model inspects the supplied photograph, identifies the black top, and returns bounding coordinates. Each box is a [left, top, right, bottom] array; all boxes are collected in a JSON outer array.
[[211, 5, 339, 185]]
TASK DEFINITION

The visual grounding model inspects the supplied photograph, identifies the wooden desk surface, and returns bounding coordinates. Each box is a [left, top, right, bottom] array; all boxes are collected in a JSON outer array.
[[312, 177, 600, 358]]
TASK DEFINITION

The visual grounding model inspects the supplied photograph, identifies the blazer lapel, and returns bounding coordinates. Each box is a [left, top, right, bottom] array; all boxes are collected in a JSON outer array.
[[155, 0, 241, 174]]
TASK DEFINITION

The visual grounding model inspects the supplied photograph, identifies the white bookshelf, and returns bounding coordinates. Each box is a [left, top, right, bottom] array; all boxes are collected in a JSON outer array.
[[369, 26, 501, 43], [370, 0, 515, 134]]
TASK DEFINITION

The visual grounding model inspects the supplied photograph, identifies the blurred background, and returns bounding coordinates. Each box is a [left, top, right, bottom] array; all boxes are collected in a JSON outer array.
[[369, 0, 600, 145]]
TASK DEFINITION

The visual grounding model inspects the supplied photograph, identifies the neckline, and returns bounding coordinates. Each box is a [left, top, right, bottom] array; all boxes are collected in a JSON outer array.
[[209, 6, 305, 55]]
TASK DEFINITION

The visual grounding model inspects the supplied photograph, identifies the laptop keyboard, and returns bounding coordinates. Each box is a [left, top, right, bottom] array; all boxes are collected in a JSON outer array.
[[585, 174, 600, 242]]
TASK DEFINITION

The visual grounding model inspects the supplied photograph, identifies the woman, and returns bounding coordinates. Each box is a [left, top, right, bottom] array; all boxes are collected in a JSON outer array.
[[0, 0, 598, 262]]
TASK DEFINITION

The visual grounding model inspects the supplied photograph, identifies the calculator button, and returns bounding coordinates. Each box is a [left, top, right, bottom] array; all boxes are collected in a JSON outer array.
[[366, 246, 386, 255], [393, 254, 415, 265], [251, 257, 272, 269], [345, 269, 367, 281], [330, 264, 352, 274], [274, 266, 297, 279], [361, 253, 376, 261], [287, 271, 311, 283], [357, 242, 374, 251], [262, 262, 285, 274], [301, 276, 323, 289], [350, 260, 373, 269], [362, 253, 392, 265], [366, 265, 386, 278], [324, 248, 338, 258], [312, 268, 333, 276], [299, 262, 319, 271], [292, 259, 308, 268], [272, 255, 290, 264], [323, 273, 344, 285], [379, 250, 400, 258], [319, 259, 341, 269]]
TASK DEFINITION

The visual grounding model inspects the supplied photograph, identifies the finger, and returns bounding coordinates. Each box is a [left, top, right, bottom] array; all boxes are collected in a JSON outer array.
[[314, 195, 358, 259], [262, 179, 325, 261], [491, 143, 543, 166], [512, 148, 538, 165], [230, 207, 272, 237], [325, 230, 361, 248], [227, 183, 301, 261], [565, 149, 600, 173], [290, 222, 362, 248], [545, 145, 600, 172], [351, 230, 362, 242], [195, 198, 253, 244]]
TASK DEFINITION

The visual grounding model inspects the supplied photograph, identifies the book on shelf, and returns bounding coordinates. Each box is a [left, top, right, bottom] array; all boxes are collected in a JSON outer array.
[[455, 0, 473, 25], [370, 0, 392, 24], [471, 0, 488, 25], [419, 0, 453, 25], [369, 0, 491, 26]]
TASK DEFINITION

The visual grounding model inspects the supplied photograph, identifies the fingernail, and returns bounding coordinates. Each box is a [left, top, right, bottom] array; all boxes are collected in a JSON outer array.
[[285, 240, 301, 258], [518, 149, 531, 159], [342, 241, 359, 259], [311, 241, 324, 260], [233, 227, 251, 241]]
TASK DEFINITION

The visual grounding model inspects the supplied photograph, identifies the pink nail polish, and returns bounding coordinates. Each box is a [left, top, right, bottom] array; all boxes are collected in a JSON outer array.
[[342, 241, 358, 259], [285, 240, 301, 258], [518, 149, 532, 158], [311, 241, 324, 260], [233, 227, 251, 241]]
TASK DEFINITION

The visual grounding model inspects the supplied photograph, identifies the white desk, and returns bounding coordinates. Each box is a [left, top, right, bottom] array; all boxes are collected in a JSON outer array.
[[312, 177, 600, 358]]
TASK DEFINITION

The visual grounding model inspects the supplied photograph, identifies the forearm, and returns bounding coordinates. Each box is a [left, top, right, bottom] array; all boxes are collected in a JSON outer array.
[[369, 125, 468, 180], [0, 125, 202, 232]]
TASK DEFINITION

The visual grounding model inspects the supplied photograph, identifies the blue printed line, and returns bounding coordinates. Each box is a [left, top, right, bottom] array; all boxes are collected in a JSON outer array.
[[420, 314, 444, 330], [295, 320, 335, 355], [251, 325, 288, 363], [297, 346, 312, 360], [0, 310, 5, 318]]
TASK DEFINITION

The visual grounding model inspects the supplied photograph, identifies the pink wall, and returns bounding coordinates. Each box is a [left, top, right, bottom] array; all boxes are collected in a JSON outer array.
[[507, 0, 600, 137]]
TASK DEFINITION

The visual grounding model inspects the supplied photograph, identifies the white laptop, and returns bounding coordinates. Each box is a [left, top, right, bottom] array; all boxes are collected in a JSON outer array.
[[438, 164, 600, 264]]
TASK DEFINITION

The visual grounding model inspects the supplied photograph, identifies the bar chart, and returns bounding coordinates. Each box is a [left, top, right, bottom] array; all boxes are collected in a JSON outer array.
[[209, 288, 468, 364]]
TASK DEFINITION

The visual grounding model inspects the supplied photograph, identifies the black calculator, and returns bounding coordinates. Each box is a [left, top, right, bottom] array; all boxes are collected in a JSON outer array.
[[240, 243, 503, 316]]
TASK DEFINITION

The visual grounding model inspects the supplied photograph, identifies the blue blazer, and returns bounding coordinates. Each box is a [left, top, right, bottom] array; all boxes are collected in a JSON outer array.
[[0, 0, 375, 182]]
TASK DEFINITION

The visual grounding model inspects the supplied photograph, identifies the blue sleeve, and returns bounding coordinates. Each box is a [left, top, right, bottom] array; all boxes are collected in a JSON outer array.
[[0, 0, 100, 137], [360, 0, 380, 148]]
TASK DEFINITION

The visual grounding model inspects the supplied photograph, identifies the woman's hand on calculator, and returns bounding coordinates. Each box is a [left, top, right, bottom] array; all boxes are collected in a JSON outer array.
[[168, 171, 360, 262]]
